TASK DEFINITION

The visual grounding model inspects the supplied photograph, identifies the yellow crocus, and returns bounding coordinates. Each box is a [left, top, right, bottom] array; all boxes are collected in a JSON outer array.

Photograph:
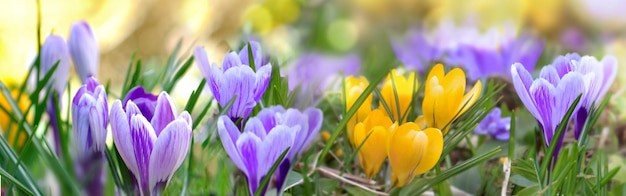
[[387, 123, 443, 187], [344, 76, 372, 146], [0, 80, 30, 151], [380, 69, 417, 123], [353, 109, 392, 178], [422, 64, 482, 134]]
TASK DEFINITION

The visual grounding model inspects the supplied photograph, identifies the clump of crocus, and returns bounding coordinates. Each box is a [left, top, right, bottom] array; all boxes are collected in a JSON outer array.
[[550, 53, 617, 139], [71, 76, 107, 195], [194, 42, 271, 122], [387, 123, 443, 187], [69, 20, 99, 82], [344, 76, 372, 146], [511, 61, 586, 155], [380, 69, 417, 123], [218, 106, 322, 195], [41, 34, 71, 155], [352, 109, 392, 178], [422, 64, 482, 134], [111, 88, 192, 195], [474, 107, 511, 141]]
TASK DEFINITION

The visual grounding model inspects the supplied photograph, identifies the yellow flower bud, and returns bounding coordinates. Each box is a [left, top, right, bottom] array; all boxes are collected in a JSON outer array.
[[353, 109, 393, 178], [380, 69, 417, 123], [344, 76, 372, 146], [422, 64, 482, 134], [387, 123, 443, 187]]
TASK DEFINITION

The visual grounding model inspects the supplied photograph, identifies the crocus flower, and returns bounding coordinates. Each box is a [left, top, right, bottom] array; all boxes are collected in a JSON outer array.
[[380, 69, 417, 123], [551, 54, 618, 139], [387, 123, 443, 187], [111, 91, 192, 195], [344, 76, 372, 146], [41, 34, 71, 155], [352, 109, 392, 178], [194, 42, 271, 122], [422, 64, 482, 134], [239, 106, 323, 194], [69, 20, 99, 82], [510, 62, 586, 155], [71, 76, 107, 195], [447, 25, 544, 80], [474, 107, 511, 141]]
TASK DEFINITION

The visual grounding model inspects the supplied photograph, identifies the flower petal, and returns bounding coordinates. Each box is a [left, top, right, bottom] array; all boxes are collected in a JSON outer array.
[[129, 114, 157, 194], [148, 118, 192, 192], [222, 52, 242, 71], [217, 116, 245, 173], [151, 92, 178, 136], [413, 128, 443, 175], [110, 100, 139, 177], [236, 132, 263, 194], [511, 63, 540, 120], [254, 63, 272, 101], [194, 46, 211, 80], [68, 20, 99, 81]]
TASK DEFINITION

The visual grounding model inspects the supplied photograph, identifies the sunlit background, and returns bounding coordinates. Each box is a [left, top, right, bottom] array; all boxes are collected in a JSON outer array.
[[2, 0, 626, 102]]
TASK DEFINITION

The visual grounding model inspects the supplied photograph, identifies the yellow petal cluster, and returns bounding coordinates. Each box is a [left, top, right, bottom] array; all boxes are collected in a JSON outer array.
[[352, 109, 392, 178], [0, 81, 30, 151], [344, 76, 372, 146], [380, 69, 417, 123], [387, 123, 443, 187], [422, 64, 482, 134]]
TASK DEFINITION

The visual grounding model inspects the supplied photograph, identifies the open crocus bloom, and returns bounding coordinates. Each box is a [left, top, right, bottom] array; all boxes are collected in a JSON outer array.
[[352, 109, 392, 178], [111, 91, 192, 196], [387, 123, 443, 187], [511, 62, 586, 155], [219, 106, 322, 195], [344, 75, 372, 146], [551, 53, 618, 139], [422, 64, 482, 134], [380, 69, 418, 123], [194, 42, 272, 121]]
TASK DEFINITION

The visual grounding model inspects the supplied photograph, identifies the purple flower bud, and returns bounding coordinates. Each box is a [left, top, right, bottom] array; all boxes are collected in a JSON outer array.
[[71, 76, 107, 195], [41, 34, 70, 96], [194, 42, 271, 121], [41, 34, 71, 156], [69, 20, 99, 82], [218, 106, 322, 195], [111, 91, 192, 195]]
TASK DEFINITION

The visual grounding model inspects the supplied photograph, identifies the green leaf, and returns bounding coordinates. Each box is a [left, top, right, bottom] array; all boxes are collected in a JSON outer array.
[[510, 175, 538, 187], [516, 185, 540, 195], [163, 55, 194, 92], [0, 166, 37, 196], [343, 186, 377, 196]]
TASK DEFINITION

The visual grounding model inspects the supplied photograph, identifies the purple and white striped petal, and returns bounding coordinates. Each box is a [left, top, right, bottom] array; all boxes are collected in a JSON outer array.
[[253, 64, 272, 101], [110, 100, 139, 176], [511, 63, 540, 120], [129, 114, 157, 195], [148, 118, 192, 193], [151, 92, 178, 136], [222, 52, 242, 71], [236, 132, 263, 194], [217, 116, 246, 172]]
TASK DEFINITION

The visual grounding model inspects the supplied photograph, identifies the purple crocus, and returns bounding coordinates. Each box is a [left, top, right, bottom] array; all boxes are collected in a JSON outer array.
[[111, 90, 192, 195], [449, 26, 544, 80], [551, 53, 618, 139], [510, 62, 586, 155], [218, 106, 322, 195], [194, 42, 272, 122], [69, 20, 99, 82], [474, 107, 511, 141], [71, 76, 107, 195], [41, 34, 71, 155]]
